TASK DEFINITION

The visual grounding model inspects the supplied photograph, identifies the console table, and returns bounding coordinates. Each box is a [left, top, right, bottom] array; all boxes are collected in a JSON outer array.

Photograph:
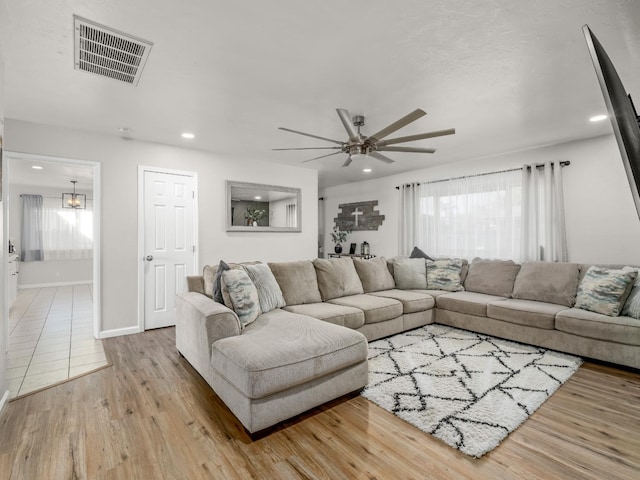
[[328, 253, 376, 260]]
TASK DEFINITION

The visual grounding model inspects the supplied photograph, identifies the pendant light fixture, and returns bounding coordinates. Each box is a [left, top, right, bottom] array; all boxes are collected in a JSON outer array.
[[62, 180, 86, 209]]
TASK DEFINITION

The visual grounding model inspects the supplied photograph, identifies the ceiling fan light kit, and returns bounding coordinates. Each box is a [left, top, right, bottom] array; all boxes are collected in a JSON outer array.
[[275, 108, 455, 167]]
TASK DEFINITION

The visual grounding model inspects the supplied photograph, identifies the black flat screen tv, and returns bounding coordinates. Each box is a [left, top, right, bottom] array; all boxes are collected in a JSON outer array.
[[583, 25, 640, 220]]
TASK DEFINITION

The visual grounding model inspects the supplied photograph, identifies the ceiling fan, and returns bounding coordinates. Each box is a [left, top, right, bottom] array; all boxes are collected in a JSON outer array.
[[274, 108, 455, 167]]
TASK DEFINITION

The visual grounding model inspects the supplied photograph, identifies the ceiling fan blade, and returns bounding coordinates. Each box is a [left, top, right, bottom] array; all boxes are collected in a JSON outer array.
[[375, 128, 456, 147], [377, 146, 436, 153], [366, 109, 426, 142], [273, 147, 342, 151], [278, 127, 344, 145], [336, 109, 359, 142], [342, 156, 353, 167], [369, 151, 395, 164], [302, 151, 343, 163]]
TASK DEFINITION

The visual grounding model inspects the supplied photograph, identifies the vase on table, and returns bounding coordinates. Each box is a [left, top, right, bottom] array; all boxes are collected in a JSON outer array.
[[334, 243, 343, 254]]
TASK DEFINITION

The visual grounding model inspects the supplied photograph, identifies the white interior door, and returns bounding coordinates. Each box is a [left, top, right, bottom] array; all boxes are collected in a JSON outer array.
[[143, 170, 196, 330]]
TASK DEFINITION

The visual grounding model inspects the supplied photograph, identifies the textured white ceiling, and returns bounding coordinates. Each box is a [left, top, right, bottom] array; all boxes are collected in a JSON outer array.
[[1, 0, 639, 188]]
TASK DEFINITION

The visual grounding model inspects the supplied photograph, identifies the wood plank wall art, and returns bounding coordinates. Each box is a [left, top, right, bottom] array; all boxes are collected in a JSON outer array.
[[334, 200, 385, 231]]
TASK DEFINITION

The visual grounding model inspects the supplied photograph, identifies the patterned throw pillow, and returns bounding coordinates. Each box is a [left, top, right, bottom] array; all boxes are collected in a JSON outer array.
[[221, 269, 262, 328], [243, 264, 286, 313], [575, 266, 638, 316], [621, 267, 640, 319], [426, 259, 465, 292], [392, 258, 427, 289]]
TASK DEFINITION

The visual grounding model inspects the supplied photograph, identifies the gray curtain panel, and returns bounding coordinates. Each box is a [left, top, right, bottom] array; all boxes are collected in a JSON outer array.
[[20, 194, 44, 262]]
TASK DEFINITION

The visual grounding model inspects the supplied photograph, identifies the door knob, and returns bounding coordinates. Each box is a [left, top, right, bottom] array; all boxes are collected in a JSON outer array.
[[146, 255, 154, 261]]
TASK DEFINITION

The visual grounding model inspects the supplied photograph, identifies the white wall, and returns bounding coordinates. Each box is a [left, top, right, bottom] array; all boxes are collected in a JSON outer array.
[[0, 51, 8, 407], [9, 184, 93, 286], [320, 135, 640, 265], [4, 119, 318, 334]]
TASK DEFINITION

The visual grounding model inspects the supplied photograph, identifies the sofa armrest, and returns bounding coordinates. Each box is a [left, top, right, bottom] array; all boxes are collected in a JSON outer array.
[[175, 291, 241, 382]]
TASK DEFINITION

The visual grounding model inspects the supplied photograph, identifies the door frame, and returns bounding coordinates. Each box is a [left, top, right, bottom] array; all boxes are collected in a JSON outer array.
[[3, 151, 102, 339], [137, 165, 198, 332]]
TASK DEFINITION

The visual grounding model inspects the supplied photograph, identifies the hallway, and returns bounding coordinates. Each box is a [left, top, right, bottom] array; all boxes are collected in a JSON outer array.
[[6, 284, 107, 398]]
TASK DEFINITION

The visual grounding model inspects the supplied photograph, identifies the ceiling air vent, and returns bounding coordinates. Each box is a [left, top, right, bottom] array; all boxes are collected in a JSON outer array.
[[73, 15, 153, 86]]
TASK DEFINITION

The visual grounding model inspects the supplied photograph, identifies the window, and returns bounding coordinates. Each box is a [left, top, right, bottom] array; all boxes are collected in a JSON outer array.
[[41, 196, 93, 260], [409, 170, 522, 260]]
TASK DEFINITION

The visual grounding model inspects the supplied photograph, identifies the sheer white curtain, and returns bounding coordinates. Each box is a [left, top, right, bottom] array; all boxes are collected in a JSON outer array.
[[286, 203, 296, 228], [20, 194, 44, 262], [521, 161, 568, 262], [41, 196, 93, 260], [399, 170, 522, 259]]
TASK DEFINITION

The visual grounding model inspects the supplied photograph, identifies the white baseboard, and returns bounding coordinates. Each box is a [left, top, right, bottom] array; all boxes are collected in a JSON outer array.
[[0, 390, 10, 416], [99, 326, 142, 339], [19, 280, 93, 289]]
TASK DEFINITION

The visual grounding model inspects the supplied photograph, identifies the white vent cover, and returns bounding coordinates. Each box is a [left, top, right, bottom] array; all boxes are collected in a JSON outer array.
[[73, 15, 153, 86]]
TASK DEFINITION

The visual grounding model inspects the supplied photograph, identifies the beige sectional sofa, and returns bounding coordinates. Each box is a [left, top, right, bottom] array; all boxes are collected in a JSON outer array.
[[176, 256, 640, 434]]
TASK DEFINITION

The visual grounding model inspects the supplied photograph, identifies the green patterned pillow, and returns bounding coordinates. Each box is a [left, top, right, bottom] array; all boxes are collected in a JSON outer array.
[[575, 266, 637, 316], [426, 259, 465, 292], [221, 269, 262, 328]]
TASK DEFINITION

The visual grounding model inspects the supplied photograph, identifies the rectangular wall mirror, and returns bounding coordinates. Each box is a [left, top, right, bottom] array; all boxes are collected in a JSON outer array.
[[226, 181, 301, 232]]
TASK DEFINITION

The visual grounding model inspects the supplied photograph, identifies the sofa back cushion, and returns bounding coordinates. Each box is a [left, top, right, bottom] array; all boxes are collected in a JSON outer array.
[[464, 258, 521, 297], [511, 261, 580, 307], [353, 256, 396, 293], [243, 264, 286, 313], [268, 260, 323, 305], [392, 257, 427, 289], [575, 266, 637, 316], [426, 259, 465, 292], [313, 257, 365, 301]]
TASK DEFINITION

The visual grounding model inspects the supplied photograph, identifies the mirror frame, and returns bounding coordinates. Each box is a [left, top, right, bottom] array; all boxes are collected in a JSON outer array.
[[226, 180, 302, 232]]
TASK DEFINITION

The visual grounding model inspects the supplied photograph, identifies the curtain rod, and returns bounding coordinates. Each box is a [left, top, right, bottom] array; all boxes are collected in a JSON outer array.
[[19, 195, 93, 200], [394, 161, 570, 190]]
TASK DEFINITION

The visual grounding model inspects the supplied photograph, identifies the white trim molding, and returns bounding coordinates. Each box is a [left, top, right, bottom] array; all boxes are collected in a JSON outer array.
[[99, 325, 142, 339]]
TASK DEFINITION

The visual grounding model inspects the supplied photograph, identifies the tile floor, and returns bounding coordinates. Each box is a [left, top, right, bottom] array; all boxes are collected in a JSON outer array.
[[6, 284, 108, 398]]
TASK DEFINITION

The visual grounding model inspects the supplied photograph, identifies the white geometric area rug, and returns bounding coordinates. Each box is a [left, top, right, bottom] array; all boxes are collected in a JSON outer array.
[[361, 325, 582, 458]]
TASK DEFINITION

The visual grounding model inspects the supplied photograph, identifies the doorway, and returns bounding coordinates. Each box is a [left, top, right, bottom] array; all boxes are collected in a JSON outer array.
[[3, 152, 102, 396], [138, 167, 197, 330]]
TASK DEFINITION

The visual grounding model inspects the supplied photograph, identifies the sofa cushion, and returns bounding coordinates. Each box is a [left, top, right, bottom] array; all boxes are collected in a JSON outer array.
[[283, 303, 365, 329], [410, 246, 434, 261], [243, 263, 286, 313], [369, 289, 435, 314], [436, 292, 507, 317], [203, 260, 260, 300], [464, 258, 521, 298], [211, 310, 368, 399], [511, 261, 580, 307], [487, 299, 567, 329], [313, 257, 364, 301], [220, 269, 262, 328], [329, 294, 403, 324], [268, 261, 323, 306], [426, 259, 465, 292], [555, 308, 640, 346], [353, 257, 395, 293], [393, 257, 427, 289], [575, 266, 637, 316]]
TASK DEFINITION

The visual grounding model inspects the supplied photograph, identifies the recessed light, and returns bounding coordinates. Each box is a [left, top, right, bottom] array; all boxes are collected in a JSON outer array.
[[254, 196, 262, 200], [363, 168, 372, 173], [32, 165, 43, 170], [589, 114, 608, 122], [181, 132, 195, 139]]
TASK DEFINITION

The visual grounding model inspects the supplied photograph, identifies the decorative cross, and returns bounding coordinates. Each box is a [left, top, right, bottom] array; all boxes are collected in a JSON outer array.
[[351, 207, 363, 226]]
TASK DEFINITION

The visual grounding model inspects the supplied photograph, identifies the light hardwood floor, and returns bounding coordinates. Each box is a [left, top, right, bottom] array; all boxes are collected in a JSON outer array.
[[0, 327, 638, 479]]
